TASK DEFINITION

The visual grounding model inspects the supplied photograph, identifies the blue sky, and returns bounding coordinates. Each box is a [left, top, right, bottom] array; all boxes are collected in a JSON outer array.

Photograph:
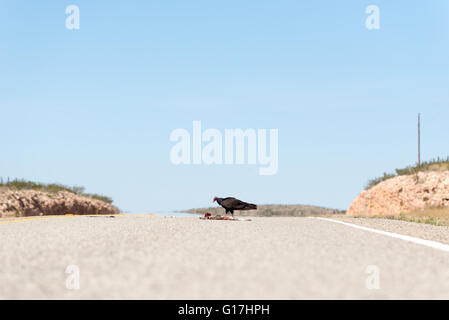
[[1, 1, 448, 212]]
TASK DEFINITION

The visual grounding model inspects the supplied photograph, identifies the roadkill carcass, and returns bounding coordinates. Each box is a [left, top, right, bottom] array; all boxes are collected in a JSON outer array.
[[200, 212, 252, 221]]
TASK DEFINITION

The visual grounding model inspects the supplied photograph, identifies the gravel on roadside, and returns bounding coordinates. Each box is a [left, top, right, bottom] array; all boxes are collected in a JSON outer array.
[[332, 216, 449, 245]]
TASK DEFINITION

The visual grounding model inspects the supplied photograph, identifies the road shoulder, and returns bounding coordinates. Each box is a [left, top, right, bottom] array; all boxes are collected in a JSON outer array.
[[330, 216, 449, 245]]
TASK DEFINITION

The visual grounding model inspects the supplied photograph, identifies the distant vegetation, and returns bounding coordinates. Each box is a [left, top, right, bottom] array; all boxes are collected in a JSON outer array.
[[366, 157, 449, 190], [0, 178, 113, 204], [184, 204, 345, 217]]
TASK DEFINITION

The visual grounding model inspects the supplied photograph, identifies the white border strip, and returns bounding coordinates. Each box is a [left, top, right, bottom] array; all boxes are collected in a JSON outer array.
[[313, 217, 449, 252]]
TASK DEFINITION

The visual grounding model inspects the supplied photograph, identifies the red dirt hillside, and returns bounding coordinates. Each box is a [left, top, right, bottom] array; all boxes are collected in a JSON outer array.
[[0, 189, 119, 218], [0, 180, 119, 218], [347, 171, 449, 217]]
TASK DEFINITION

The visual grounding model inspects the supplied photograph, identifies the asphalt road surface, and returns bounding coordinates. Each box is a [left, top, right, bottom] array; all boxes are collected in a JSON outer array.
[[1, 214, 449, 299]]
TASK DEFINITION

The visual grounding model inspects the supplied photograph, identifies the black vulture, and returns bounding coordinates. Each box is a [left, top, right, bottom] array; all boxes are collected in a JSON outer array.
[[213, 197, 257, 217]]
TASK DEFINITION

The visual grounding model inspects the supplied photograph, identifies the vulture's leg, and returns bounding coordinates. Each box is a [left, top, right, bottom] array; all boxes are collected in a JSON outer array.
[[230, 210, 234, 218]]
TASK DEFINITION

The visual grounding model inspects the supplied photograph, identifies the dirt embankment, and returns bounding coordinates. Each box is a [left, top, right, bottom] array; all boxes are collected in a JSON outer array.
[[0, 189, 119, 218], [347, 171, 449, 217]]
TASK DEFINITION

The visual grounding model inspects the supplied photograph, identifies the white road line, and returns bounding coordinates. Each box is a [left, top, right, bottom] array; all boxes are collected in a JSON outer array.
[[313, 217, 449, 253]]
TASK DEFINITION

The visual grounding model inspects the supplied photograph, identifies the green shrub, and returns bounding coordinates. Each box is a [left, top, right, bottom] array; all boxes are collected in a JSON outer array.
[[366, 157, 449, 190]]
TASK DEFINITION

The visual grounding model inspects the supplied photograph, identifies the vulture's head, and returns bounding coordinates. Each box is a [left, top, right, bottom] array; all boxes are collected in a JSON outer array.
[[212, 196, 218, 203]]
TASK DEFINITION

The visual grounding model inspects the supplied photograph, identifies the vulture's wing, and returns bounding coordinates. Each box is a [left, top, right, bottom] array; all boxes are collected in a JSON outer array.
[[220, 197, 237, 208], [221, 197, 257, 210]]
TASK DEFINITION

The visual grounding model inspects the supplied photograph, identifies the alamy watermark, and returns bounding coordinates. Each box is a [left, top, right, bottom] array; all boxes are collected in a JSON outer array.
[[365, 5, 380, 30], [169, 121, 278, 175], [66, 5, 80, 30], [65, 264, 80, 290], [365, 265, 380, 290], [63, 5, 378, 31]]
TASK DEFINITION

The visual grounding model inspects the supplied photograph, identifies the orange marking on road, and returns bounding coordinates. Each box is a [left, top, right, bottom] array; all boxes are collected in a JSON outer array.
[[0, 215, 78, 224]]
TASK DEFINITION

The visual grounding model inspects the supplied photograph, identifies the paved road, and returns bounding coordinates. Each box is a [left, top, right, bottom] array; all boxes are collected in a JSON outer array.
[[1, 215, 449, 299]]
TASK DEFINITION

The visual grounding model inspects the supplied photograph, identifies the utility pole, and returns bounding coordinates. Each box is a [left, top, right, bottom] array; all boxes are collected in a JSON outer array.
[[418, 113, 421, 167]]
